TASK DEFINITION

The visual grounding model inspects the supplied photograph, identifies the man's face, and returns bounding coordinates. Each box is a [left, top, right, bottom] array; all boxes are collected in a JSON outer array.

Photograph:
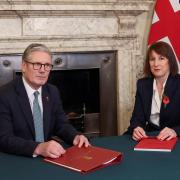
[[22, 51, 52, 89]]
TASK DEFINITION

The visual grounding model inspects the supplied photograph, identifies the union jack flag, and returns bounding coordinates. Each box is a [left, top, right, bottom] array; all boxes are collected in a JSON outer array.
[[148, 0, 180, 62]]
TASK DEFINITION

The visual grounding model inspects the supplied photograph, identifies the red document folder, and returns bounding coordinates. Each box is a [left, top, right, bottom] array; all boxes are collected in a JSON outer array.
[[134, 137, 178, 152], [44, 145, 122, 174]]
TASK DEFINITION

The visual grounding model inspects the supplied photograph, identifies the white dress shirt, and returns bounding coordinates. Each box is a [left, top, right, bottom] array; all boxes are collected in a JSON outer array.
[[22, 77, 43, 116], [150, 78, 167, 126]]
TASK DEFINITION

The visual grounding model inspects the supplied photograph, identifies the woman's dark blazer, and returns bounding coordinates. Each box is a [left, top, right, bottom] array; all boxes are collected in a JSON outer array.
[[127, 74, 180, 136], [0, 77, 78, 156]]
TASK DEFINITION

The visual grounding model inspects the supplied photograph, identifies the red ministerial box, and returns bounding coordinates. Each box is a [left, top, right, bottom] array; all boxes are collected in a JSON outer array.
[[44, 145, 122, 174], [134, 137, 178, 152]]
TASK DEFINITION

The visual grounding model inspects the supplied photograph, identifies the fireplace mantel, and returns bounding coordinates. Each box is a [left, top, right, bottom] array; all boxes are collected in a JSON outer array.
[[0, 0, 153, 10], [0, 0, 154, 53], [0, 0, 155, 134]]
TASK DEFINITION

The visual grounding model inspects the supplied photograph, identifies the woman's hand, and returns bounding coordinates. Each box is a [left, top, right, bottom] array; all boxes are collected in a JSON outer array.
[[157, 127, 177, 141], [132, 126, 148, 141]]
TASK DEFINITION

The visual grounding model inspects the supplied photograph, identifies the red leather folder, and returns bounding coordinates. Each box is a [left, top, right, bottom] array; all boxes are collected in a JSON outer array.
[[44, 145, 122, 174], [134, 137, 178, 152]]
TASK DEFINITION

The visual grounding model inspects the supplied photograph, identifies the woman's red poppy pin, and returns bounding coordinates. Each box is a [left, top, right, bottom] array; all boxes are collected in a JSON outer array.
[[162, 95, 170, 109]]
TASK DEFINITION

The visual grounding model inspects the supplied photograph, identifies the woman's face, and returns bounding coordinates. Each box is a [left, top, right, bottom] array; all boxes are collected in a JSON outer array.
[[149, 50, 170, 79]]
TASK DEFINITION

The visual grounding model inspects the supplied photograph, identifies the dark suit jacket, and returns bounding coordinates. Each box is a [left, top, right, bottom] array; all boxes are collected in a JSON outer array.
[[0, 77, 78, 156], [127, 74, 180, 136]]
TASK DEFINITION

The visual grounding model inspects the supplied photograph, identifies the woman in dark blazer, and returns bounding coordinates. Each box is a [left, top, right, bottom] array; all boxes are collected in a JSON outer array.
[[127, 41, 180, 141]]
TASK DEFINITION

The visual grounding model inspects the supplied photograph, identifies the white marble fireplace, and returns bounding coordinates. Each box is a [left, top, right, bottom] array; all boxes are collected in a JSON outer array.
[[0, 0, 155, 134]]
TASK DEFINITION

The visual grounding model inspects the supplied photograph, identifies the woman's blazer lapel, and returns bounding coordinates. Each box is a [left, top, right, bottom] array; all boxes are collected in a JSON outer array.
[[141, 78, 154, 122], [160, 75, 178, 127]]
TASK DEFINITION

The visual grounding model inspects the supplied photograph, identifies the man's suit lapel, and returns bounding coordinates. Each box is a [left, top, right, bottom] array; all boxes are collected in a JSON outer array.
[[15, 77, 35, 137], [42, 85, 51, 140]]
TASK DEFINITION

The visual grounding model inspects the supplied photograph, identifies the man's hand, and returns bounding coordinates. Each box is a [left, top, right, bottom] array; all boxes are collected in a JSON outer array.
[[73, 135, 90, 148], [157, 127, 177, 141], [34, 140, 66, 158], [132, 126, 148, 141]]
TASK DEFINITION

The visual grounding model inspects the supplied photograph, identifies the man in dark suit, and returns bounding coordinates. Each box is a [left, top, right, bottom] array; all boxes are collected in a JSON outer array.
[[0, 43, 89, 157]]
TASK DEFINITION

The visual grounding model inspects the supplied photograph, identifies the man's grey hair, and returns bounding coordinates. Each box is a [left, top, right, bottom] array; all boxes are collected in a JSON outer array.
[[22, 43, 52, 61]]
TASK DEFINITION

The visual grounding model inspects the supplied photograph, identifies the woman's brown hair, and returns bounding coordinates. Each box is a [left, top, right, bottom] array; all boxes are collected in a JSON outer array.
[[144, 41, 178, 77]]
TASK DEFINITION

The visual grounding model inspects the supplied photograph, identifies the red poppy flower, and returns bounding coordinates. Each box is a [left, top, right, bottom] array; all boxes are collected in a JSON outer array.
[[162, 95, 170, 108]]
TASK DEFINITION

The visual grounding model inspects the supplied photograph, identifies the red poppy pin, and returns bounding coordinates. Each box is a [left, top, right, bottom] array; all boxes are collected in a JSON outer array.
[[162, 95, 170, 109]]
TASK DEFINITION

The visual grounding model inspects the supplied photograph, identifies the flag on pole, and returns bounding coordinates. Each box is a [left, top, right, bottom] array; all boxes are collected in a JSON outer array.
[[148, 0, 180, 62]]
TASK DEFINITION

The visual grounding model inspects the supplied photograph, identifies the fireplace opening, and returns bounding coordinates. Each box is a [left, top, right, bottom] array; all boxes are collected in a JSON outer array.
[[49, 69, 100, 114], [48, 68, 100, 136]]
